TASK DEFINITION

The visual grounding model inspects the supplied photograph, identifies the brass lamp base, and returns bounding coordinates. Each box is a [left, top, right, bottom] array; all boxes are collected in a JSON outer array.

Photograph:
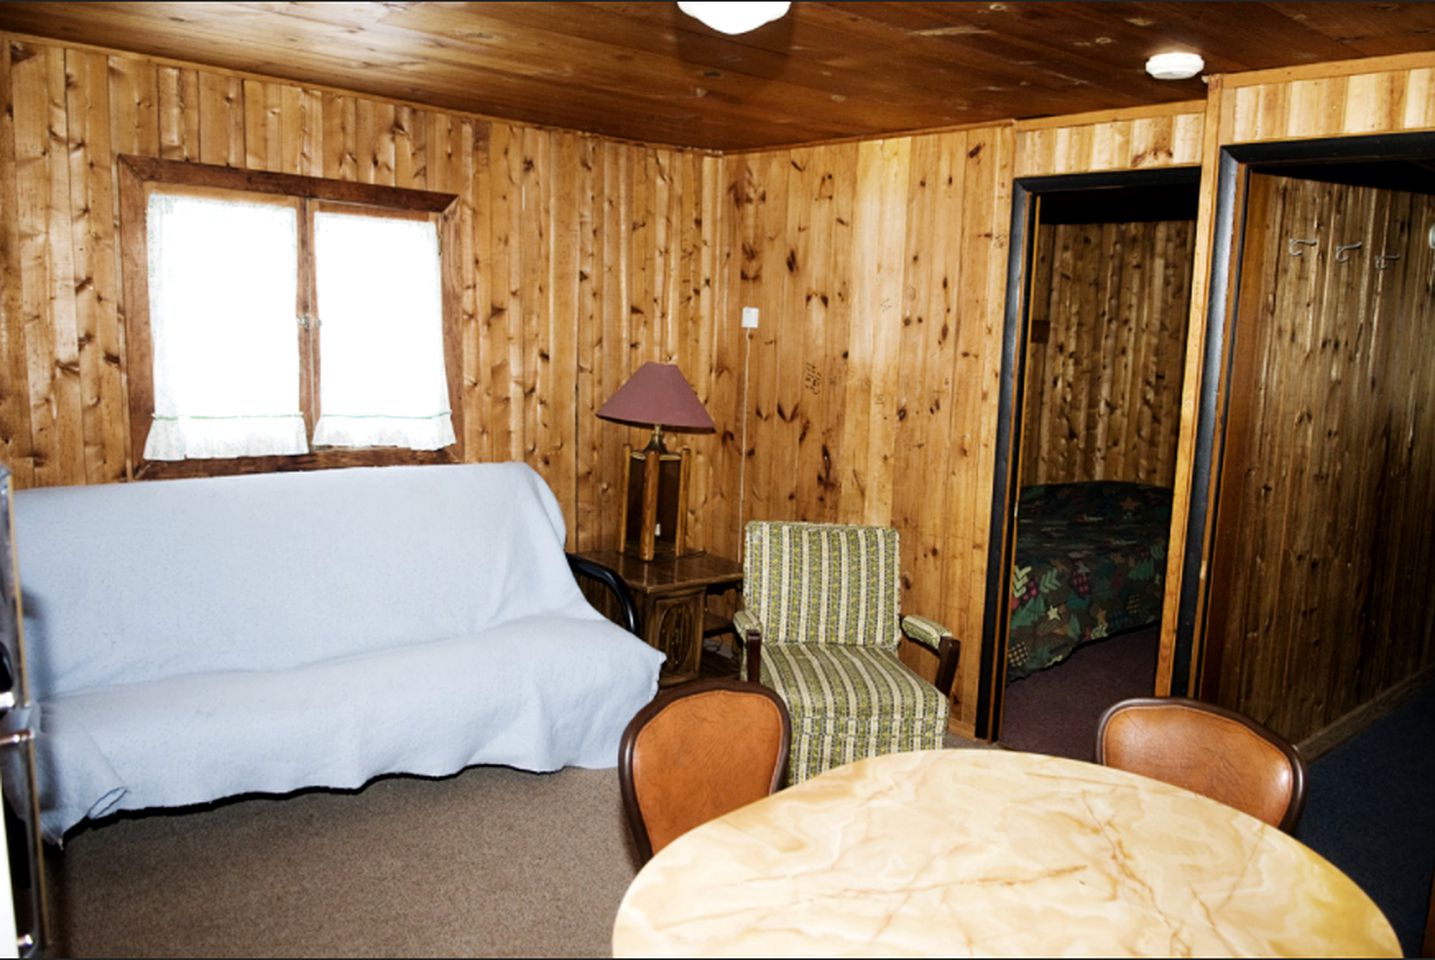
[[617, 441, 693, 561]]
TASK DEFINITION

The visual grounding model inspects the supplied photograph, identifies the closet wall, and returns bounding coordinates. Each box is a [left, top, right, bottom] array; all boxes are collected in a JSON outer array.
[[1203, 173, 1435, 741], [1157, 54, 1435, 738]]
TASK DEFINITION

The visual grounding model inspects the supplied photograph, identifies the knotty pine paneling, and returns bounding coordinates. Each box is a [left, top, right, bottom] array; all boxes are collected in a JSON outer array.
[[1020, 219, 1194, 487], [1015, 102, 1204, 178], [0, 34, 718, 557], [1225, 57, 1435, 143], [1203, 174, 1435, 743], [712, 127, 1015, 731]]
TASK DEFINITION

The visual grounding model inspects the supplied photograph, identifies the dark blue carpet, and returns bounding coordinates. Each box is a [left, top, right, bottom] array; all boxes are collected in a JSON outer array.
[[1295, 681, 1435, 957]]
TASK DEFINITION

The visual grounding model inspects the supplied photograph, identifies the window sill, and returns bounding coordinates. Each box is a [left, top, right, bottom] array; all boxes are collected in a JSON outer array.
[[133, 446, 459, 481]]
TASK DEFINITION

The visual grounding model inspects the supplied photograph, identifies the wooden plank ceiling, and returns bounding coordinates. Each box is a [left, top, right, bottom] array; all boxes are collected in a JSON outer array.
[[1, 2, 1433, 150]]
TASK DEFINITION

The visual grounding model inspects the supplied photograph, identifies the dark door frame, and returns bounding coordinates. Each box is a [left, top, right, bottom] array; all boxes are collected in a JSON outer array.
[[1170, 130, 1435, 701], [976, 165, 1200, 741]]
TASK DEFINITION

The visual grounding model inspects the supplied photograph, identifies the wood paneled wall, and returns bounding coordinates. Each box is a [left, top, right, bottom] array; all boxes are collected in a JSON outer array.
[[1020, 219, 1194, 487], [1203, 174, 1435, 741], [1015, 102, 1204, 178], [1224, 56, 1435, 142], [711, 128, 1015, 730], [0, 34, 719, 554], [1159, 52, 1435, 739]]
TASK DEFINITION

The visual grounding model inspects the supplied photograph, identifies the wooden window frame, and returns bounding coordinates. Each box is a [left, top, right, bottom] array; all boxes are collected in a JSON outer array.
[[117, 155, 464, 480]]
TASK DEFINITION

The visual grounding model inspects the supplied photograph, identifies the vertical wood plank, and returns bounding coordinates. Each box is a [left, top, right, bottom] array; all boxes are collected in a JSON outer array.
[[573, 134, 602, 551], [0, 41, 36, 486], [65, 48, 126, 483], [746, 148, 788, 523], [13, 43, 83, 486], [156, 65, 198, 161], [546, 129, 579, 543], [279, 85, 321, 177], [594, 141, 629, 547], [322, 91, 356, 181], [705, 153, 741, 559], [393, 104, 428, 190], [197, 72, 242, 167], [842, 137, 909, 526], [241, 79, 283, 172]]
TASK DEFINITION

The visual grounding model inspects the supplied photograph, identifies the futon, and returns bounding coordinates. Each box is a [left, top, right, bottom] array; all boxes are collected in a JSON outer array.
[[11, 463, 663, 842]]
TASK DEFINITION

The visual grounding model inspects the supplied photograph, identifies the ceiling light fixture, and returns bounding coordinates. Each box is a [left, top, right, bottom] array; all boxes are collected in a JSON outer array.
[[677, 1, 791, 35], [1145, 51, 1205, 81]]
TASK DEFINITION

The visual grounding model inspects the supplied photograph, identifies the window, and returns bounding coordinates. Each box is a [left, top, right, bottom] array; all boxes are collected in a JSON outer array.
[[119, 157, 462, 477]]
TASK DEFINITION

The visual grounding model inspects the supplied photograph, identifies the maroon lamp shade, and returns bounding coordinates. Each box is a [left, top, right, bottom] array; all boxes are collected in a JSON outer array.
[[599, 362, 710, 561], [596, 363, 715, 433]]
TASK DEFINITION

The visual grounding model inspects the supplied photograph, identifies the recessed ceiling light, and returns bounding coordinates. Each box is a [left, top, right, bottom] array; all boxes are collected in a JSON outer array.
[[1146, 51, 1205, 81]]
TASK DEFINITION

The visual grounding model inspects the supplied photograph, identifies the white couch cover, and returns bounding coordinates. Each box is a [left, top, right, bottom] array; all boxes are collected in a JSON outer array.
[[12, 463, 663, 842]]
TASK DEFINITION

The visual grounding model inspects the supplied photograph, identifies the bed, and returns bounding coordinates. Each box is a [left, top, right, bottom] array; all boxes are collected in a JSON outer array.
[[1007, 481, 1172, 682]]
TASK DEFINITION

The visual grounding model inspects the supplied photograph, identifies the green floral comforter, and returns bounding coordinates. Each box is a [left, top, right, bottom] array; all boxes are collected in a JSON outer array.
[[1007, 482, 1172, 681]]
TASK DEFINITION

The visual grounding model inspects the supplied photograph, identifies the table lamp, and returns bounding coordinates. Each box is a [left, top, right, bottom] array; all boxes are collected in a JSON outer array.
[[597, 362, 715, 561]]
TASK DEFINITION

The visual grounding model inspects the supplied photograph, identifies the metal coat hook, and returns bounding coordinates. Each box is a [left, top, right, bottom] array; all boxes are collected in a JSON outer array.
[[1335, 241, 1363, 263], [1287, 238, 1318, 256], [1375, 251, 1401, 271]]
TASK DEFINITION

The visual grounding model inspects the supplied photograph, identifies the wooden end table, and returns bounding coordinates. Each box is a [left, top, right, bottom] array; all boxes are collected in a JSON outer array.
[[574, 549, 742, 686]]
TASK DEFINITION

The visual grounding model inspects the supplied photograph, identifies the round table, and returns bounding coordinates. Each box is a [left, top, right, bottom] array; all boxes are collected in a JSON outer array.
[[612, 749, 1399, 957]]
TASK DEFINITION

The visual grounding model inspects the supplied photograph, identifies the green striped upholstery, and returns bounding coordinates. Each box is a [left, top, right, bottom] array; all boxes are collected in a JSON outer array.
[[740, 520, 949, 784], [743, 521, 901, 651], [759, 644, 947, 783]]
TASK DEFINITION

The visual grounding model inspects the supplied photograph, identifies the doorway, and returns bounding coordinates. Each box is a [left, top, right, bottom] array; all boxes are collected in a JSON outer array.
[[977, 169, 1199, 747], [1196, 156, 1435, 743]]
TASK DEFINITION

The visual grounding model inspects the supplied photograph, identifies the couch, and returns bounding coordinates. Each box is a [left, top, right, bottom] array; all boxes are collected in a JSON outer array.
[[11, 462, 663, 843]]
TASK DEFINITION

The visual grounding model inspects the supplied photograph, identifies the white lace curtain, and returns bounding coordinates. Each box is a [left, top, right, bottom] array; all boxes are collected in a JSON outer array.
[[144, 192, 307, 460], [143, 192, 454, 460], [312, 211, 455, 450]]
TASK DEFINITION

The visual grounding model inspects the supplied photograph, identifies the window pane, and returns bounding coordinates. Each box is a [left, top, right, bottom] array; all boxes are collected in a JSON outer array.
[[311, 211, 455, 450], [144, 192, 306, 460]]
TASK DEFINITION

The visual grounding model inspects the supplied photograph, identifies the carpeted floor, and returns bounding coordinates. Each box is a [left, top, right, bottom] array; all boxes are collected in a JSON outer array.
[[45, 765, 641, 958], [43, 733, 991, 957], [1294, 680, 1435, 957], [997, 625, 1159, 761]]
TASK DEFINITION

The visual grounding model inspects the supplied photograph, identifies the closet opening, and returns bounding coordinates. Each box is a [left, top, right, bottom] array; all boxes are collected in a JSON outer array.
[[1181, 136, 1435, 748]]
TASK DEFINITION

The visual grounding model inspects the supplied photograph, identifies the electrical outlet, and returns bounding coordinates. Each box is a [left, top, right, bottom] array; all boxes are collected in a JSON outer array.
[[741, 306, 760, 329]]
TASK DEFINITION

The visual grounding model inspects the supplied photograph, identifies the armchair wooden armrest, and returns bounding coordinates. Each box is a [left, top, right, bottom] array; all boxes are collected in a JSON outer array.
[[732, 609, 764, 684], [567, 553, 641, 636], [901, 615, 960, 696]]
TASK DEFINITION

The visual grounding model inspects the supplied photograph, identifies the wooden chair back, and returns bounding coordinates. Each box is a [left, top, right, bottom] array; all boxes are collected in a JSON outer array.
[[619, 679, 790, 863], [1096, 696, 1308, 832]]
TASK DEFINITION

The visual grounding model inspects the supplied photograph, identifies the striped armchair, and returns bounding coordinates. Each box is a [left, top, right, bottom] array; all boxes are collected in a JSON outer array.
[[735, 521, 960, 785]]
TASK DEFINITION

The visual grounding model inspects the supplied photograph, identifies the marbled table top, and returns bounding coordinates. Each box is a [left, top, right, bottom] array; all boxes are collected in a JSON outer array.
[[612, 749, 1399, 958]]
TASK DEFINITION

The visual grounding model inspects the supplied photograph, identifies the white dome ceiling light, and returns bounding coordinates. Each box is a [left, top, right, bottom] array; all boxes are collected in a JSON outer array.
[[1146, 51, 1206, 81], [677, 2, 792, 35]]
